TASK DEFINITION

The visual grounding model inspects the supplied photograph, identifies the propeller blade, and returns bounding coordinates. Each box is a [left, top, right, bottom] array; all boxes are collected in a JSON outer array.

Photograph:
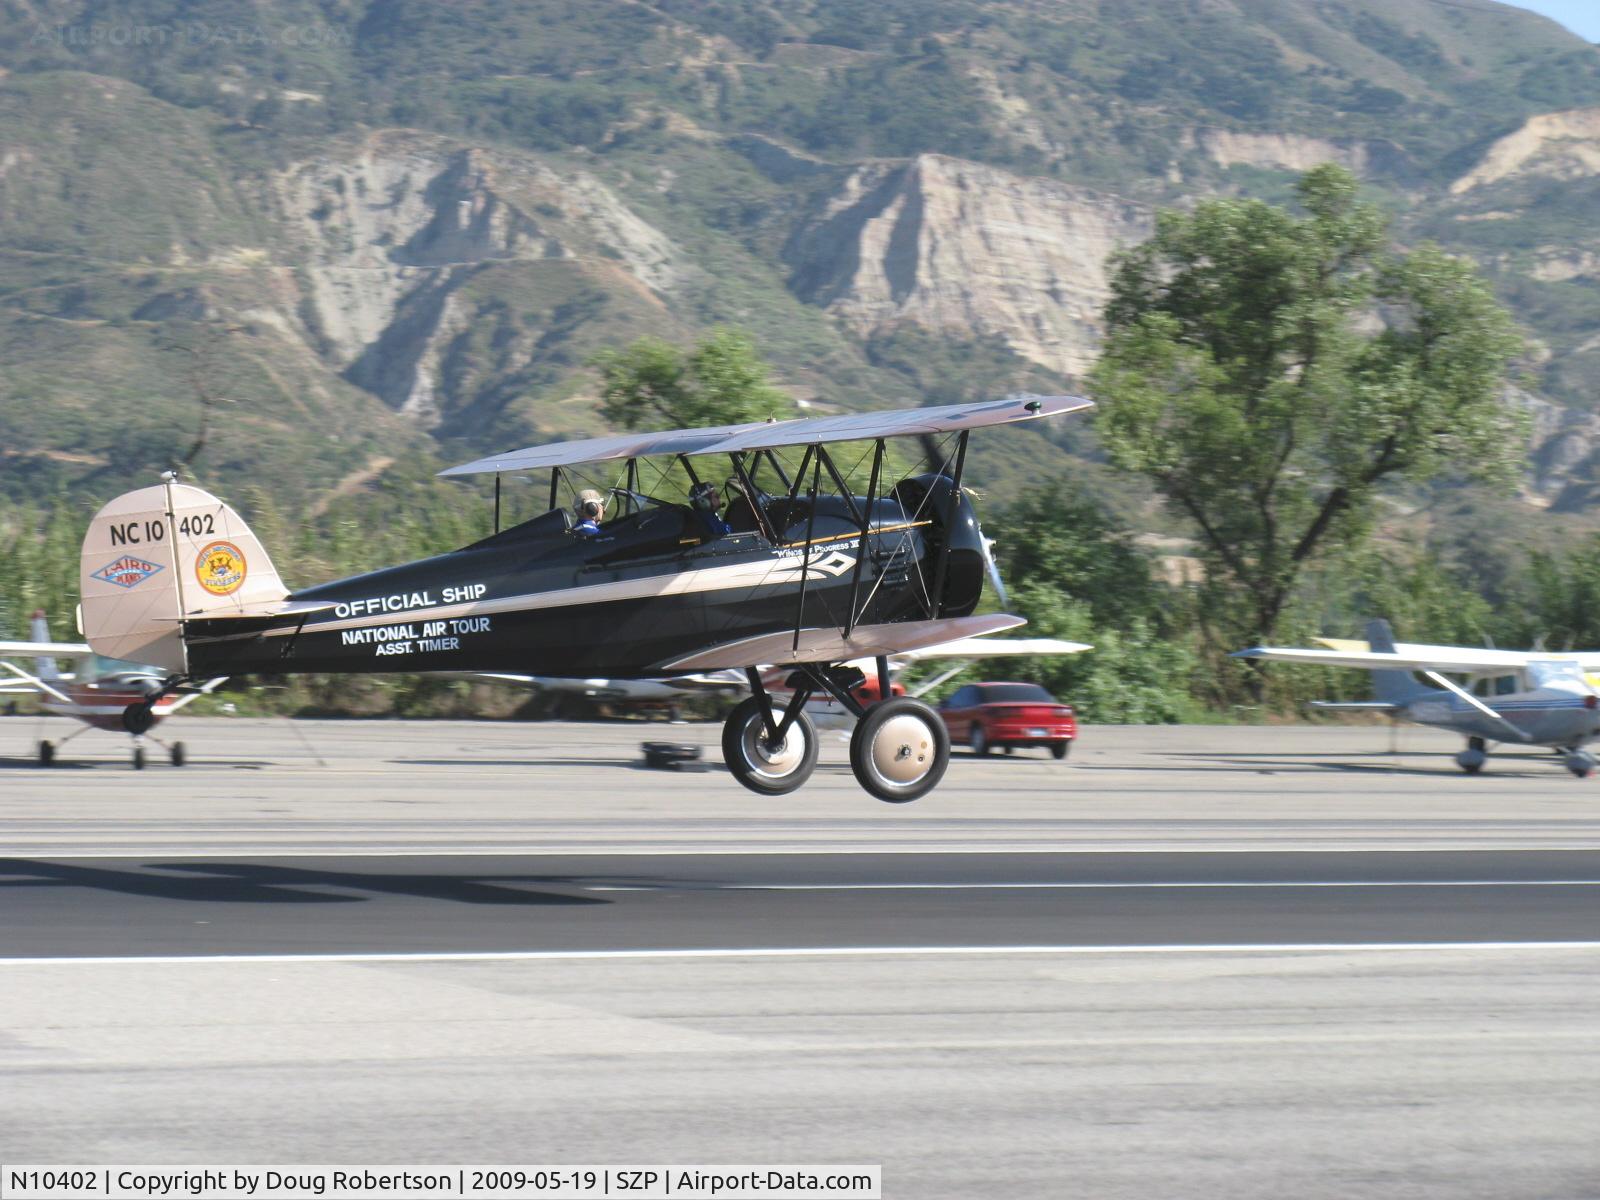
[[979, 534, 1009, 608]]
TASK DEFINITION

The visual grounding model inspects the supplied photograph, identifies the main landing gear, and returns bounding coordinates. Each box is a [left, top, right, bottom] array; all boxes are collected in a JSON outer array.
[[1563, 748, 1596, 779], [1455, 736, 1597, 778], [724, 664, 950, 803], [1455, 736, 1488, 775]]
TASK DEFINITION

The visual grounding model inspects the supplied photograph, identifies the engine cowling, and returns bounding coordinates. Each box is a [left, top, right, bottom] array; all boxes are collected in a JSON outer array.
[[892, 474, 986, 618]]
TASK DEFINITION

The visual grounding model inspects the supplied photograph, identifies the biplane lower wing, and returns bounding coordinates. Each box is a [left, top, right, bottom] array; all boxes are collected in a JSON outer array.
[[654, 614, 1026, 671]]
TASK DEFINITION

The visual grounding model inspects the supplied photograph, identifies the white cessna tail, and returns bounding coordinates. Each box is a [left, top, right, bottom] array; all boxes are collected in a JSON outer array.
[[79, 478, 300, 674]]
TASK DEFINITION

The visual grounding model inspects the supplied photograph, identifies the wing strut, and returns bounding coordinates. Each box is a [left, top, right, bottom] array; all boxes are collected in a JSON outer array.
[[0, 660, 74, 706], [929, 430, 970, 618], [844, 439, 886, 637], [791, 452, 823, 652], [1421, 670, 1532, 742]]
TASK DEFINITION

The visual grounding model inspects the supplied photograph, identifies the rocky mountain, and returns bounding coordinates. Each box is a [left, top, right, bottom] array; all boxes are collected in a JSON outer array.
[[2, 0, 1599, 528]]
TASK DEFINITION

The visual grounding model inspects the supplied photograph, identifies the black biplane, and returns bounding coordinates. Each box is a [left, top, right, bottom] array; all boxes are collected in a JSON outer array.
[[78, 396, 1091, 801]]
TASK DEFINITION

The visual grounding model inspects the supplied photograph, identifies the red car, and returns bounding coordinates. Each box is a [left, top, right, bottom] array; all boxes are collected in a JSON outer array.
[[938, 682, 1077, 759]]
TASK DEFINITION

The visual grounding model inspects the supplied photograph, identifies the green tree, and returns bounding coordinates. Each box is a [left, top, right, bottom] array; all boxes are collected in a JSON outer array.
[[1091, 165, 1524, 679], [1516, 534, 1600, 650], [972, 483, 1202, 723], [591, 328, 789, 431], [994, 482, 1170, 631]]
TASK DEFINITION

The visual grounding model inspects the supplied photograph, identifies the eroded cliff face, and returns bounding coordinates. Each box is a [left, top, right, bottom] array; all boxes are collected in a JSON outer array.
[[786, 154, 1149, 379], [274, 132, 684, 428], [1452, 108, 1600, 194]]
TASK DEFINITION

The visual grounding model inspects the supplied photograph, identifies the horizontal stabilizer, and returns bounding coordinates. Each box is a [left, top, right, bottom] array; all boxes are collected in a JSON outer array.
[[656, 614, 1027, 671], [158, 599, 339, 622], [1309, 700, 1402, 711]]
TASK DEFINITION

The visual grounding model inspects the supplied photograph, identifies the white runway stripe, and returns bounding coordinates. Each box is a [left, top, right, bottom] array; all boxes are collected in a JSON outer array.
[[8, 845, 1600, 858], [2, 942, 1600, 967], [585, 879, 1600, 891]]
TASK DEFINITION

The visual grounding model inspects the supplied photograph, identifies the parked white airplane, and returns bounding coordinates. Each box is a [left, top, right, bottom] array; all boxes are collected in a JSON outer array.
[[0, 609, 224, 767], [1233, 618, 1600, 777]]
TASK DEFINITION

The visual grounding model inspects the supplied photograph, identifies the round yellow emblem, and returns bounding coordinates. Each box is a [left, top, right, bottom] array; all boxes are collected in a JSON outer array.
[[196, 540, 247, 596]]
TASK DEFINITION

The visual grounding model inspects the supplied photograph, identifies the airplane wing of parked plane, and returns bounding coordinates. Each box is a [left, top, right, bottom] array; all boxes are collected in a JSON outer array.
[[0, 640, 92, 656], [1231, 644, 1560, 673]]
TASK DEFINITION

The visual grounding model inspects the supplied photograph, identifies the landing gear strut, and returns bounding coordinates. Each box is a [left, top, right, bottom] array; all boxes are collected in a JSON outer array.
[[725, 664, 950, 802], [722, 695, 818, 795]]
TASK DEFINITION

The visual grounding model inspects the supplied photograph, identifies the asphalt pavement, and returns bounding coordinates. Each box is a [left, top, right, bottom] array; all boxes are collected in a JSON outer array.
[[1, 719, 1598, 1198]]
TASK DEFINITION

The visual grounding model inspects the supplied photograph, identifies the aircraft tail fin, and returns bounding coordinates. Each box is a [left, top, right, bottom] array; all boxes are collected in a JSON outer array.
[[28, 610, 60, 680], [1364, 618, 1423, 705], [79, 479, 289, 674]]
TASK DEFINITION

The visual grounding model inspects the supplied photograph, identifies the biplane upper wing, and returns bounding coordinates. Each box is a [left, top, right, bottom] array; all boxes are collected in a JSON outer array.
[[439, 396, 1092, 477], [694, 395, 1092, 453], [655, 614, 1027, 671], [438, 419, 781, 477]]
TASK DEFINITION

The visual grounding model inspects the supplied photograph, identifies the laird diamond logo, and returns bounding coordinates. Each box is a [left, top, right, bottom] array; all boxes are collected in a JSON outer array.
[[92, 555, 164, 590]]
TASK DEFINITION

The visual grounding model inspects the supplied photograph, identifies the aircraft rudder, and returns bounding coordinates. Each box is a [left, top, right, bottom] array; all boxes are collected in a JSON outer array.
[[79, 479, 288, 673], [1363, 617, 1419, 705], [28, 609, 60, 680]]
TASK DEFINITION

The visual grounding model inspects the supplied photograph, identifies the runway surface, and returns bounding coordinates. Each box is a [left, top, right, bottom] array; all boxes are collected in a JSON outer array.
[[3, 849, 1600, 959], [3, 720, 1599, 1197]]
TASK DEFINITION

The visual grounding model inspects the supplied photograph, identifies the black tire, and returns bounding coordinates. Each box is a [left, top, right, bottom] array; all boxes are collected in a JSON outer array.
[[970, 726, 990, 756], [132, 745, 146, 770], [122, 702, 155, 736], [1461, 759, 1482, 775], [38, 740, 54, 767], [850, 697, 950, 804], [722, 696, 818, 795], [170, 742, 187, 768], [1050, 741, 1071, 760]]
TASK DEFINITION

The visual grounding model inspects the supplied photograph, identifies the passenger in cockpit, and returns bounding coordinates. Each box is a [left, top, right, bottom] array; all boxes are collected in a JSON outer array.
[[573, 489, 607, 535], [690, 482, 732, 537]]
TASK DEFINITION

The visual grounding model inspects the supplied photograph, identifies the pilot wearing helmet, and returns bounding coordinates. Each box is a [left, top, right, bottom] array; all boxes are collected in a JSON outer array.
[[690, 481, 732, 538], [573, 488, 607, 535]]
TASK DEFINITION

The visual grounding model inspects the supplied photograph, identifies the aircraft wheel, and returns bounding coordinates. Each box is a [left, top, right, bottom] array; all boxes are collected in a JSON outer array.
[[122, 702, 155, 736], [132, 746, 147, 771], [1456, 747, 1486, 775], [1565, 751, 1595, 779], [850, 697, 949, 804], [722, 697, 818, 795], [1051, 741, 1071, 761], [38, 740, 54, 767], [170, 742, 187, 768], [971, 726, 990, 757]]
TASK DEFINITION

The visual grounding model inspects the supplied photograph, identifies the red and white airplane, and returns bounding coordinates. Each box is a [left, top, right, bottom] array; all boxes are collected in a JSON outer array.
[[0, 609, 224, 768]]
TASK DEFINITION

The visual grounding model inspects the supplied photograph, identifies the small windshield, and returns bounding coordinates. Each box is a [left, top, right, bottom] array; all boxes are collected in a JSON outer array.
[[979, 684, 1056, 704]]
